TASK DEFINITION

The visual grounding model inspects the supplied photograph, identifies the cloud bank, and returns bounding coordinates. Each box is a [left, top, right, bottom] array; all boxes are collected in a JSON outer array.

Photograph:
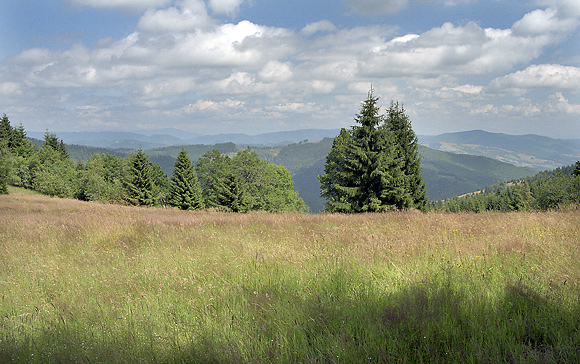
[[1, 0, 579, 137]]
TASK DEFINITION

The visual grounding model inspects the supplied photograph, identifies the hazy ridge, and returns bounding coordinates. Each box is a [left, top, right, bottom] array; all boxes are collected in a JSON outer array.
[[56, 129, 557, 212], [34, 128, 580, 171]]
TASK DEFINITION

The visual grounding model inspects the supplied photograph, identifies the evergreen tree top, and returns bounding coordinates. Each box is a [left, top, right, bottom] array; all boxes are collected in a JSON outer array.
[[354, 87, 383, 129]]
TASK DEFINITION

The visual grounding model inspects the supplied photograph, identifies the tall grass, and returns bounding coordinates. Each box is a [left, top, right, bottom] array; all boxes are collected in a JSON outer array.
[[1, 190, 579, 363]]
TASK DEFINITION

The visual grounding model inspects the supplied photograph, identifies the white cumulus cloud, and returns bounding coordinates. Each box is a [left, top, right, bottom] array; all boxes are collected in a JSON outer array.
[[1, 0, 579, 136], [512, 7, 578, 36], [180, 98, 245, 113], [359, 2, 580, 80], [258, 61, 293, 82], [488, 64, 580, 94], [138, 0, 215, 32]]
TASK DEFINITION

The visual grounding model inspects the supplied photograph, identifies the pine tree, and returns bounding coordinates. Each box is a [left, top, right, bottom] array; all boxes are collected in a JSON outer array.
[[168, 148, 204, 210], [125, 148, 156, 206], [12, 124, 34, 158], [0, 115, 13, 194], [43, 132, 69, 159], [0, 137, 9, 194], [319, 88, 407, 212], [0, 114, 13, 148], [384, 101, 428, 211]]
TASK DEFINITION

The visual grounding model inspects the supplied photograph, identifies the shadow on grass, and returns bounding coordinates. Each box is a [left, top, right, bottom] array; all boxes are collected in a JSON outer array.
[[2, 278, 579, 363], [178, 278, 580, 364]]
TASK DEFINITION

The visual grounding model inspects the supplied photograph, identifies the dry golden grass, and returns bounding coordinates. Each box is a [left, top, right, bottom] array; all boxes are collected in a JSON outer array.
[[2, 191, 579, 284], [1, 189, 579, 363]]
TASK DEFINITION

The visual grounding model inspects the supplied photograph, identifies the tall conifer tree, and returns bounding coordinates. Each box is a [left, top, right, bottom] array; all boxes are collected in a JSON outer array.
[[125, 148, 156, 206], [168, 148, 204, 210], [0, 135, 9, 194], [0, 115, 13, 194], [385, 101, 428, 210], [0, 114, 13, 147], [319, 88, 408, 212]]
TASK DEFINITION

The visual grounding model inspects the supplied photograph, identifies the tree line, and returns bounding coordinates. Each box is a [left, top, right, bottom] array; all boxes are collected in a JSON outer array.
[[4, 86, 576, 216], [430, 162, 580, 212], [0, 114, 308, 212]]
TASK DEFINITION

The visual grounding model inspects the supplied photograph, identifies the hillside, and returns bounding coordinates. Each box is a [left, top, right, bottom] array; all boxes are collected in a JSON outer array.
[[49, 128, 580, 172], [264, 140, 537, 212], [61, 129, 579, 212], [2, 190, 579, 363], [420, 130, 580, 170], [88, 137, 538, 213]]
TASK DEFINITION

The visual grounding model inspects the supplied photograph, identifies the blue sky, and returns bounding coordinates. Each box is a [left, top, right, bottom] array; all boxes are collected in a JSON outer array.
[[1, 0, 579, 138]]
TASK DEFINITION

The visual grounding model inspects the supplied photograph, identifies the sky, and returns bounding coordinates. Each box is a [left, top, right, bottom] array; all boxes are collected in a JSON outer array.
[[0, 0, 579, 138]]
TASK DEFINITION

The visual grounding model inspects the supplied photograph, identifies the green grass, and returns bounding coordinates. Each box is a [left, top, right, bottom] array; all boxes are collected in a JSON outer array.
[[1, 192, 579, 363], [6, 185, 42, 195]]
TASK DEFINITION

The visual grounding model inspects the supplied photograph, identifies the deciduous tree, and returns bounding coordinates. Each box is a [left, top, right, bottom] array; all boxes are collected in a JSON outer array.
[[196, 149, 237, 210], [196, 148, 307, 212]]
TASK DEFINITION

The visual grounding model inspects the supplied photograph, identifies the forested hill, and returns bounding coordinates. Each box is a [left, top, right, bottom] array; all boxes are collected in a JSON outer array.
[[421, 130, 580, 170], [252, 139, 537, 213], [67, 138, 538, 213]]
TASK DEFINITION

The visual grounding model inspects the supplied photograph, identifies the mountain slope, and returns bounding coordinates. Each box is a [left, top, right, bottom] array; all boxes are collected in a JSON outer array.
[[52, 128, 580, 171], [418, 146, 536, 201], [64, 129, 558, 213], [420, 130, 580, 170], [265, 139, 536, 212], [70, 138, 536, 213]]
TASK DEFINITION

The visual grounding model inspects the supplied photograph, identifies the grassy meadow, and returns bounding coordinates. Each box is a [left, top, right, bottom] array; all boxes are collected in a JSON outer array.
[[1, 188, 579, 363]]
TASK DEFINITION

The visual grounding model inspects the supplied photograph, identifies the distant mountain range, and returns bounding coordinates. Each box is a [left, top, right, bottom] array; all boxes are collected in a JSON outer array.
[[420, 130, 580, 170], [55, 128, 579, 212], [28, 129, 341, 150], [33, 128, 580, 171]]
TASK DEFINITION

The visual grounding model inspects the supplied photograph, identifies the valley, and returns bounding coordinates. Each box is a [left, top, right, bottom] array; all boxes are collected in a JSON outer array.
[[60, 129, 564, 212]]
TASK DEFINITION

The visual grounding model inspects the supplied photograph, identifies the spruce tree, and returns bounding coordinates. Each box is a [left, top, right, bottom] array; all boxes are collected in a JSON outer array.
[[0, 137, 9, 194], [12, 124, 34, 158], [196, 149, 233, 210], [319, 88, 407, 212], [168, 148, 204, 210], [43, 132, 69, 160], [125, 148, 156, 206], [0, 114, 13, 148], [0, 115, 13, 194], [384, 101, 428, 211]]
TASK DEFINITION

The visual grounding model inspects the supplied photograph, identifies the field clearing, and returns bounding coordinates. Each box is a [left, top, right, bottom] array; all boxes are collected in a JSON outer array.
[[1, 190, 579, 363]]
